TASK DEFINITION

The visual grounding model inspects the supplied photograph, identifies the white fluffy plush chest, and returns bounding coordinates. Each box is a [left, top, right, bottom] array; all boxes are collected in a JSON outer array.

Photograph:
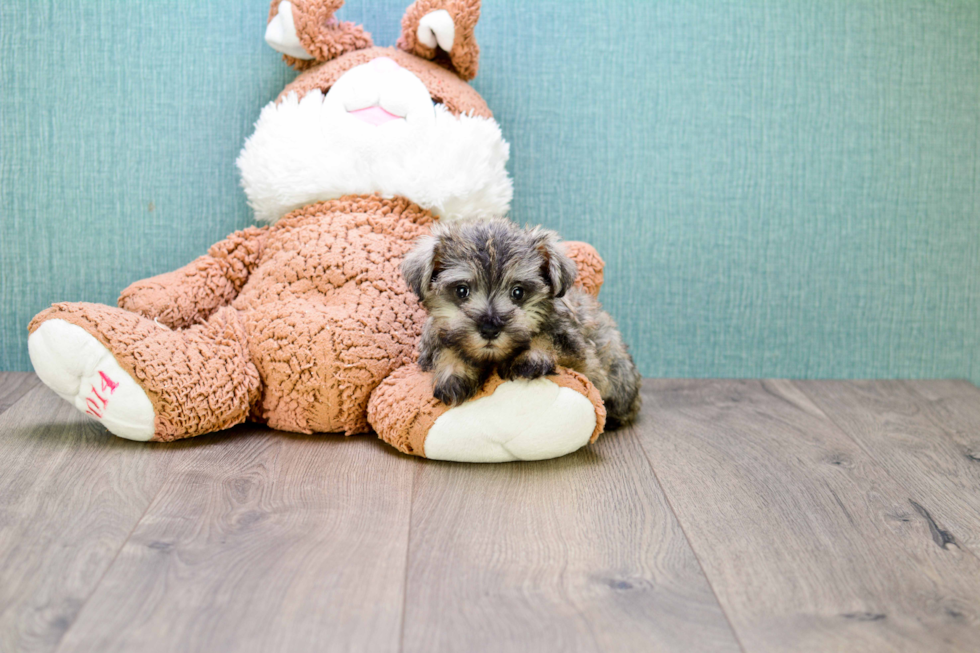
[[236, 59, 513, 225]]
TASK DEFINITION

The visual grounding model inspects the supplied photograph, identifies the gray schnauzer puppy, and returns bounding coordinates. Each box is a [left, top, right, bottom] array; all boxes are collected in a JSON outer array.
[[402, 218, 641, 429]]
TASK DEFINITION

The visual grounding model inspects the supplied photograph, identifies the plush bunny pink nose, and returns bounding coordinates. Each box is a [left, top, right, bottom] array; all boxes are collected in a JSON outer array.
[[370, 56, 401, 73]]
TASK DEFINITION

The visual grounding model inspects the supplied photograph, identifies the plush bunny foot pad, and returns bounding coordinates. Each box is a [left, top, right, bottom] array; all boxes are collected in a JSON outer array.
[[424, 378, 598, 462], [28, 319, 156, 441]]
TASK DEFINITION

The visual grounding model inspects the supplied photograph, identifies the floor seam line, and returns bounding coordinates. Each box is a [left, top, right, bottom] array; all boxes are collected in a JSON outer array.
[[631, 423, 750, 653], [0, 376, 43, 421], [397, 464, 417, 653], [50, 462, 171, 653]]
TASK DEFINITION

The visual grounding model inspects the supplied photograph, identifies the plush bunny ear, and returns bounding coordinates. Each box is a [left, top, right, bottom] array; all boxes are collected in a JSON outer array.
[[266, 0, 373, 71], [397, 0, 481, 81]]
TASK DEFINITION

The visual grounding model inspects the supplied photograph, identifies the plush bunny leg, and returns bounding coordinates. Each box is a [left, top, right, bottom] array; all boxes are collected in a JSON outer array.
[[28, 303, 260, 442], [367, 365, 605, 462]]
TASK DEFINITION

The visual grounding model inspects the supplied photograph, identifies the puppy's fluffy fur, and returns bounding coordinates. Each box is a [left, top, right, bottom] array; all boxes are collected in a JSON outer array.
[[402, 219, 641, 428]]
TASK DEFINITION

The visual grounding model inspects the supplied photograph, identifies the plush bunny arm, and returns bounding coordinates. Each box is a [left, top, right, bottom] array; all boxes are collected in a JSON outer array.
[[563, 241, 605, 298], [118, 226, 268, 330], [398, 0, 481, 80]]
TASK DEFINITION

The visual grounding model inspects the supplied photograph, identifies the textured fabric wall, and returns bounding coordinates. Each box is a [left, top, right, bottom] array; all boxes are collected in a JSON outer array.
[[2, 1, 978, 380]]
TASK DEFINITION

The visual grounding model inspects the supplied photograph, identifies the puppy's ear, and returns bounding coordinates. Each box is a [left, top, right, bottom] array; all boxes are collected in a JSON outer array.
[[534, 229, 578, 298], [402, 235, 440, 300]]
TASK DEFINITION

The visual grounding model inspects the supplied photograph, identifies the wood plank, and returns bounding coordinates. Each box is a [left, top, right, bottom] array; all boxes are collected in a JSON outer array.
[[55, 430, 415, 653], [0, 372, 42, 416], [903, 381, 980, 457], [797, 380, 980, 556], [402, 426, 743, 653], [636, 379, 980, 653], [0, 386, 179, 653]]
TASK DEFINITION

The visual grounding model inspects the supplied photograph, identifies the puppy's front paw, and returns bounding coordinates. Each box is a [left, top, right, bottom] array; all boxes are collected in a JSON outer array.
[[433, 373, 479, 406], [501, 350, 556, 380]]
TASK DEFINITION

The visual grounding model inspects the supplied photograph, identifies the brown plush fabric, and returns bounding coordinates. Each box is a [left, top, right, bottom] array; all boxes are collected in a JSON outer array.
[[29, 303, 260, 442], [268, 0, 373, 71], [365, 364, 437, 456], [397, 0, 482, 81], [278, 46, 492, 119], [367, 364, 606, 457], [562, 241, 605, 298]]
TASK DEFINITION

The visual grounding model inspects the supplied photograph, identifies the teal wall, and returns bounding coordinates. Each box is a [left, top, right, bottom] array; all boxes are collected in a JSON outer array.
[[2, 1, 979, 380]]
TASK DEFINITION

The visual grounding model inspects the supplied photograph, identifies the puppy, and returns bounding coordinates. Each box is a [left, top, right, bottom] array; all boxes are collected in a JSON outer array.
[[402, 218, 641, 428]]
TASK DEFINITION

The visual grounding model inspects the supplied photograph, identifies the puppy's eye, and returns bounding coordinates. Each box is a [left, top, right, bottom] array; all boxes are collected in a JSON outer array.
[[510, 286, 525, 301], [455, 284, 470, 300]]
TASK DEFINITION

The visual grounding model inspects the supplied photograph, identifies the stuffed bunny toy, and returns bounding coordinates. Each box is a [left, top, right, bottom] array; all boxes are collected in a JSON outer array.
[[27, 0, 608, 462]]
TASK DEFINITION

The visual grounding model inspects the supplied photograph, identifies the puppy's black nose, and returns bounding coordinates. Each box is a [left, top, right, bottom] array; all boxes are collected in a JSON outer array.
[[479, 323, 501, 341]]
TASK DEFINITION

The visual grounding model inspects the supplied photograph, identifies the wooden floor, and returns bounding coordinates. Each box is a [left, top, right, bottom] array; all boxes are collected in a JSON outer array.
[[2, 374, 980, 652]]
